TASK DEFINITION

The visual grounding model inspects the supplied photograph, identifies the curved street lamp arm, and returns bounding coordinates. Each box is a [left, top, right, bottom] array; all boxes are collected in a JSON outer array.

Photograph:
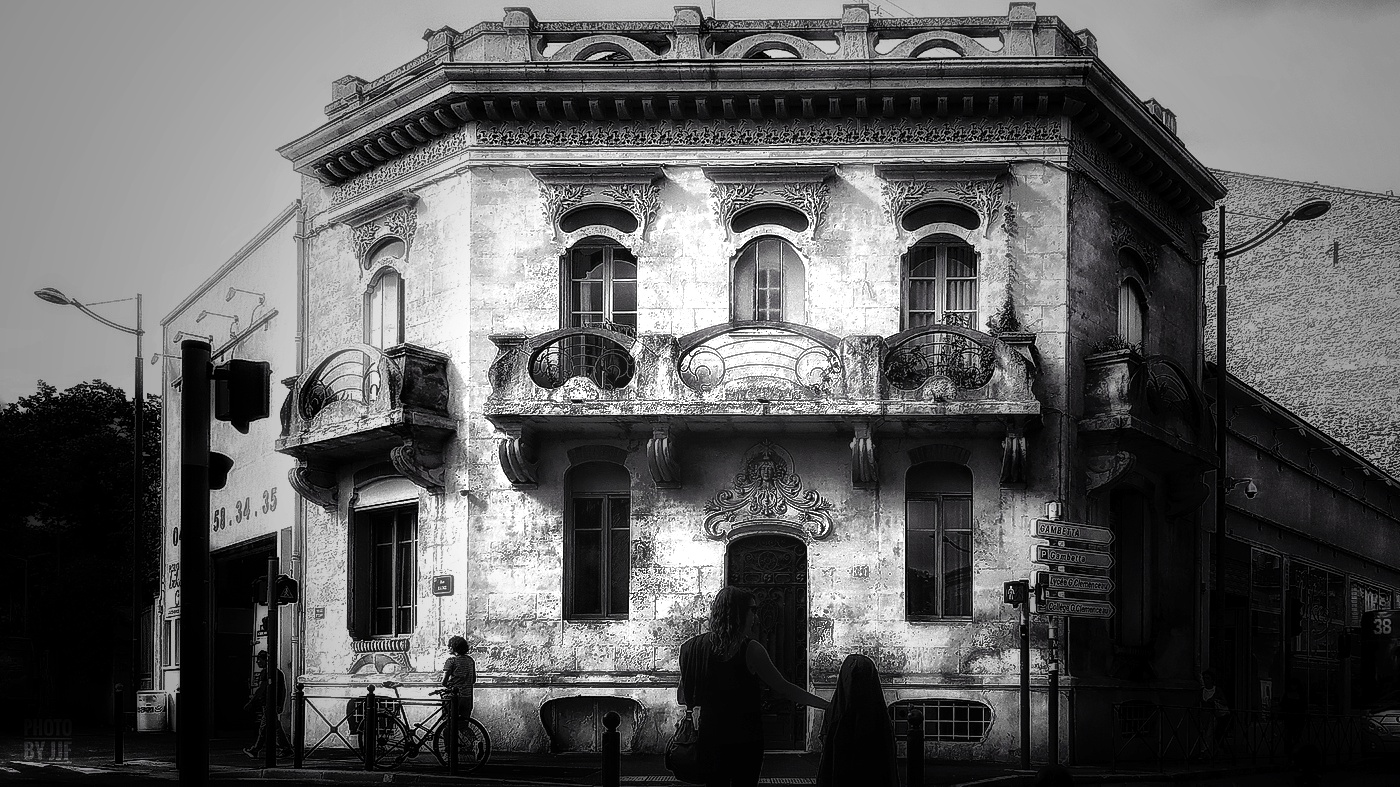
[[1220, 214, 1292, 259], [70, 300, 143, 337]]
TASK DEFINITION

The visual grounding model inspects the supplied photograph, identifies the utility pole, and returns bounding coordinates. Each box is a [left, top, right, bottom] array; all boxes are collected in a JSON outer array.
[[178, 340, 210, 784]]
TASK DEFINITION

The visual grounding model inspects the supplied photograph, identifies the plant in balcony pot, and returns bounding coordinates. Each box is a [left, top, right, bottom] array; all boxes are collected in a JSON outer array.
[[1084, 335, 1144, 417]]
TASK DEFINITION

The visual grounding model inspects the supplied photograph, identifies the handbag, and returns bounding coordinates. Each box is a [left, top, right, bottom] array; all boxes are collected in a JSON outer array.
[[665, 707, 706, 784], [667, 635, 708, 783]]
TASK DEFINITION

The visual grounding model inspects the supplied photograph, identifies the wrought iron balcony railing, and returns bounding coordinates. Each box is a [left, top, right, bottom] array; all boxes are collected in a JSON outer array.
[[486, 321, 1039, 489], [276, 343, 454, 506]]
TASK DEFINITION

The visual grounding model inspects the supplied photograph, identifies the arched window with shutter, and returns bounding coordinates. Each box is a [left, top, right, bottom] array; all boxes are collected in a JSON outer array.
[[732, 236, 806, 323], [902, 235, 978, 329], [365, 266, 404, 349]]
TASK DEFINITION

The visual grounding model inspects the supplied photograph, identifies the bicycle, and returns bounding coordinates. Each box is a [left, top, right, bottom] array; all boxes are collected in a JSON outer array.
[[355, 680, 491, 772]]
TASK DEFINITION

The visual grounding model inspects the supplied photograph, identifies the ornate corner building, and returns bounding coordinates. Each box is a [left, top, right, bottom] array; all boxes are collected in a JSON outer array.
[[273, 2, 1236, 761]]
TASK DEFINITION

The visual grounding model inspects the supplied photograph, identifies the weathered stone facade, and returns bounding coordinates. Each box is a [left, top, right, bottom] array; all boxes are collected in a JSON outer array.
[[276, 3, 1227, 762]]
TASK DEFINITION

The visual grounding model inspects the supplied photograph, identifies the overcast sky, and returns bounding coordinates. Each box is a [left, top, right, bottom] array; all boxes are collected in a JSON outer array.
[[1, 0, 1396, 405]]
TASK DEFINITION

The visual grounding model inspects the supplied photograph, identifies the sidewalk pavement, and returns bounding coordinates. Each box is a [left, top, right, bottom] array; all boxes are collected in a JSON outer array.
[[0, 729, 1369, 786]]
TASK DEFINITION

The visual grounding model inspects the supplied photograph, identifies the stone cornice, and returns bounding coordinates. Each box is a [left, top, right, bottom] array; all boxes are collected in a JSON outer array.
[[280, 57, 1223, 218]]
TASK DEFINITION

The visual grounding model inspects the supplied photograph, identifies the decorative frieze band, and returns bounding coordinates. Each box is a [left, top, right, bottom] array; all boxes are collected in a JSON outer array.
[[478, 116, 1063, 149]]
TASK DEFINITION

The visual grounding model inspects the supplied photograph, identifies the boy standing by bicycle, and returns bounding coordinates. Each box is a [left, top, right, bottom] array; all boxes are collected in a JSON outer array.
[[443, 636, 476, 722]]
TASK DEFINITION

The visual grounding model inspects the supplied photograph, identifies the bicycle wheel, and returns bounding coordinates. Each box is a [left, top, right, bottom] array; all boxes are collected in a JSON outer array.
[[433, 716, 491, 773], [357, 716, 411, 769]]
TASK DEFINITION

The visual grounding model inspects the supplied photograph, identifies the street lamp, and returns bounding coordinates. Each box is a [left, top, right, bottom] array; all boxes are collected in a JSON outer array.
[[1211, 199, 1329, 675], [34, 287, 145, 727]]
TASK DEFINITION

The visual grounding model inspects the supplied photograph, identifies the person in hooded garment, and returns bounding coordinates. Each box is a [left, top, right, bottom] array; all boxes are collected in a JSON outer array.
[[817, 653, 898, 787]]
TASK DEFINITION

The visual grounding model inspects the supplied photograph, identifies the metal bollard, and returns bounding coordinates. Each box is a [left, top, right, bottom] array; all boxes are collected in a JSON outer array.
[[905, 709, 924, 787], [293, 683, 305, 770], [446, 688, 459, 776], [114, 684, 124, 765], [602, 711, 620, 787], [363, 686, 376, 772]]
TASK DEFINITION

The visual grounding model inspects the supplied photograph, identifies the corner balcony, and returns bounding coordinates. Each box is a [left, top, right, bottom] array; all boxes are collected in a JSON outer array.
[[485, 321, 1039, 489], [276, 343, 454, 508], [1079, 345, 1216, 503]]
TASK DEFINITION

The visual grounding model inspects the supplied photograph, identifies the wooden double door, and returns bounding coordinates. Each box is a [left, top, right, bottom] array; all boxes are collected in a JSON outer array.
[[726, 534, 808, 750]]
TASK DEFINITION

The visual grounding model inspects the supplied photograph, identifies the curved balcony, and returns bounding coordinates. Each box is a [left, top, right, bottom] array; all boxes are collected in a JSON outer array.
[[276, 343, 454, 506], [526, 326, 638, 394], [678, 321, 841, 400], [486, 322, 1040, 489]]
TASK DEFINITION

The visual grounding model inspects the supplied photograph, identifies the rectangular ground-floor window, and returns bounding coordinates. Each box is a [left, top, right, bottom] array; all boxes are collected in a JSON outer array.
[[350, 504, 418, 637]]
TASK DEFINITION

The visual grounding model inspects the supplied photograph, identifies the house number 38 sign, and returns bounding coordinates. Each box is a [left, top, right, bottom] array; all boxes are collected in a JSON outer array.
[[211, 487, 279, 532]]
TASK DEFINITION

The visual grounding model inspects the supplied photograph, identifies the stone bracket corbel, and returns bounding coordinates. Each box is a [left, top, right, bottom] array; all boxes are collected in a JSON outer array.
[[498, 422, 538, 489], [1001, 417, 1028, 488], [390, 433, 448, 492], [647, 422, 681, 488], [851, 422, 877, 489], [1086, 450, 1136, 494], [288, 460, 338, 511]]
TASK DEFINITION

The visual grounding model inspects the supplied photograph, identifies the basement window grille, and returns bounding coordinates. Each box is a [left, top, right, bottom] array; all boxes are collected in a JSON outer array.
[[889, 698, 993, 743]]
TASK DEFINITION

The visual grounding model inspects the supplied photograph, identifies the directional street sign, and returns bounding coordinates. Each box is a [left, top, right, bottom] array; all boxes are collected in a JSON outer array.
[[1033, 544, 1114, 570], [1039, 598, 1115, 618], [1034, 519, 1113, 546], [1036, 571, 1115, 594]]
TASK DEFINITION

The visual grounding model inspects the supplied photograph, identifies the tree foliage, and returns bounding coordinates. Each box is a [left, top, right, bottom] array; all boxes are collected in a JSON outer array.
[[0, 380, 161, 721]]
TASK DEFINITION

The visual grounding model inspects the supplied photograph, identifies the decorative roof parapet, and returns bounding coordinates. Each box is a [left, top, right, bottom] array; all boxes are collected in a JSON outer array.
[[326, 2, 1091, 117]]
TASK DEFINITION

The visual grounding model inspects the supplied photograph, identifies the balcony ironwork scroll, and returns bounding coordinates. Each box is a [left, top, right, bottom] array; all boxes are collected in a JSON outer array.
[[527, 326, 637, 392], [300, 344, 388, 421], [883, 323, 996, 396], [678, 320, 842, 399]]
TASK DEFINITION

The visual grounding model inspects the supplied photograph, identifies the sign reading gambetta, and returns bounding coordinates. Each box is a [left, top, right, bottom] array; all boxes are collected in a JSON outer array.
[[1034, 518, 1113, 546], [1032, 544, 1114, 570]]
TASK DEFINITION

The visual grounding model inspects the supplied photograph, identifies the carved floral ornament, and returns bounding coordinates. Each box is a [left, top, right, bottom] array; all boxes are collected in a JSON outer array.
[[707, 167, 835, 237], [880, 177, 1004, 238], [534, 168, 664, 238], [703, 442, 835, 541], [1111, 214, 1160, 273]]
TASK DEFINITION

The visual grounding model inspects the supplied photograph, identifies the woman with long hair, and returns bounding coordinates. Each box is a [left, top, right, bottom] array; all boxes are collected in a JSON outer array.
[[679, 586, 831, 787]]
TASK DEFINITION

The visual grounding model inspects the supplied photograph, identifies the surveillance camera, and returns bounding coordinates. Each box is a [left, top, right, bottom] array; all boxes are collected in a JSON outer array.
[[1244, 480, 1259, 499]]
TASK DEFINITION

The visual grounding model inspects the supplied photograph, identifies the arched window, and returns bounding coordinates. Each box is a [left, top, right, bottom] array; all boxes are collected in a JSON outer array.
[[906, 462, 974, 619], [1118, 278, 1147, 347], [365, 268, 404, 349], [902, 236, 978, 329], [733, 236, 806, 322], [565, 461, 631, 619], [564, 238, 637, 334]]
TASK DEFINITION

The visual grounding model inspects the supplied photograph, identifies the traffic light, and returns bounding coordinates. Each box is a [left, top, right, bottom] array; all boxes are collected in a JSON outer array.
[[214, 359, 271, 433], [209, 452, 233, 490]]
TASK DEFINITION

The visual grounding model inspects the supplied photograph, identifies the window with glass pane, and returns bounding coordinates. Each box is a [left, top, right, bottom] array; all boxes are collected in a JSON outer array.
[[902, 238, 978, 329], [1118, 279, 1146, 346], [566, 239, 637, 333], [366, 269, 404, 349], [566, 462, 630, 619], [906, 462, 974, 618], [356, 505, 417, 637], [732, 237, 806, 322]]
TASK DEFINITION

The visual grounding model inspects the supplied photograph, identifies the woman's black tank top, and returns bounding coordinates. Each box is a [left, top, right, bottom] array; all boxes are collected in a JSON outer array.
[[699, 636, 763, 745]]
